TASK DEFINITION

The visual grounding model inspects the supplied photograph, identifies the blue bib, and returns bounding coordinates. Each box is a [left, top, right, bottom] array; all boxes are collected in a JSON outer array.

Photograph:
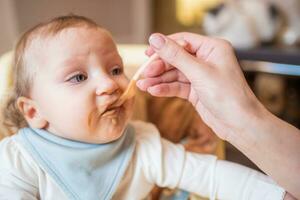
[[16, 125, 135, 200]]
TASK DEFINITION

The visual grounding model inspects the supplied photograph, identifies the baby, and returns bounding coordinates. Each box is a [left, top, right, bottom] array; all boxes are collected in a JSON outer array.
[[0, 15, 287, 200]]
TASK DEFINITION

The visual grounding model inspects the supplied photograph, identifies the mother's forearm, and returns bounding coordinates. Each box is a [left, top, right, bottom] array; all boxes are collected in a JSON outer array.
[[228, 106, 300, 199]]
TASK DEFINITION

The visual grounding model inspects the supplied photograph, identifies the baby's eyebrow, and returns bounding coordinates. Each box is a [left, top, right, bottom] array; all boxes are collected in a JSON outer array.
[[61, 58, 78, 65], [59, 58, 83, 68], [55, 59, 83, 76]]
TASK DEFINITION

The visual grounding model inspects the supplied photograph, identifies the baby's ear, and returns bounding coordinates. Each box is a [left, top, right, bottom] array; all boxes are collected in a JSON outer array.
[[17, 97, 48, 129]]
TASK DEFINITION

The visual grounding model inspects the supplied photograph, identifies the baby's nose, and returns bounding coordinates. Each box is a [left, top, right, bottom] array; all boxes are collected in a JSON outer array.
[[94, 76, 119, 96]]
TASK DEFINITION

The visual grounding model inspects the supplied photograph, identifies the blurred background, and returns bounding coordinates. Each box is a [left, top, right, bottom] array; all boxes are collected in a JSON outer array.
[[0, 0, 299, 186]]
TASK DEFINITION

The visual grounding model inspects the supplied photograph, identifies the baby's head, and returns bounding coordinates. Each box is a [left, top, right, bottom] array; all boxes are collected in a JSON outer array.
[[2, 15, 134, 143]]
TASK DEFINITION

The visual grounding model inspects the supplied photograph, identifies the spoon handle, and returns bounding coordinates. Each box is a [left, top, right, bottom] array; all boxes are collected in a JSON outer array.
[[132, 53, 159, 81]]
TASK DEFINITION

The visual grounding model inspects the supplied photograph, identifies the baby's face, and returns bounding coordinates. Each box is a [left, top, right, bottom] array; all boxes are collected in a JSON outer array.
[[29, 27, 133, 143]]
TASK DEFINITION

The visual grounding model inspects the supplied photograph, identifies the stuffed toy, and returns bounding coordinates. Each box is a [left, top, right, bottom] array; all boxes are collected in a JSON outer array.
[[202, 0, 300, 49], [265, 0, 300, 46]]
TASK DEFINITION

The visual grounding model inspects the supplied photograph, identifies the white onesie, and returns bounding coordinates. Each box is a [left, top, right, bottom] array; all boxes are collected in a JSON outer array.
[[0, 121, 285, 199]]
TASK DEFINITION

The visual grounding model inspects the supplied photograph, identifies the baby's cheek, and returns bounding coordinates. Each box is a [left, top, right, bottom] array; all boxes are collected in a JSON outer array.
[[67, 107, 89, 123]]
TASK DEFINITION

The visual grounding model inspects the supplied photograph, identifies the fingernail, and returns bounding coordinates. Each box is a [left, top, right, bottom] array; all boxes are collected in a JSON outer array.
[[136, 80, 145, 91], [149, 34, 166, 50]]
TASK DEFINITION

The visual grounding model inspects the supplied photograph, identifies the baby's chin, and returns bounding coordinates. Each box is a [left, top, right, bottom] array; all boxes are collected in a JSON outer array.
[[86, 113, 130, 144]]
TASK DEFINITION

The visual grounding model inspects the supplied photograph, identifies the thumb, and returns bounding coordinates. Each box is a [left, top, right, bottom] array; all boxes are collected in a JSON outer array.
[[148, 33, 208, 81]]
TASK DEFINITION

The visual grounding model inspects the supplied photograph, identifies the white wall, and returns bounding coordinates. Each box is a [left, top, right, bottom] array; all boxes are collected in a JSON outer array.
[[0, 0, 18, 54], [14, 0, 151, 43], [0, 0, 152, 55]]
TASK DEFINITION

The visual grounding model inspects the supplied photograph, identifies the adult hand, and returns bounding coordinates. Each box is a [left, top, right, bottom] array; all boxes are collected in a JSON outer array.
[[137, 32, 263, 141], [137, 32, 300, 198]]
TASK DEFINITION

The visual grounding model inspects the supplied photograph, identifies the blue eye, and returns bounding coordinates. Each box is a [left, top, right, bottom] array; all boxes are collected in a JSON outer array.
[[67, 73, 87, 83], [111, 66, 123, 76]]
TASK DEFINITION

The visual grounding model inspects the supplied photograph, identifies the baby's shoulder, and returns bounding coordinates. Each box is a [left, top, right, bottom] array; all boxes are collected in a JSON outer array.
[[0, 136, 22, 168], [0, 135, 39, 181]]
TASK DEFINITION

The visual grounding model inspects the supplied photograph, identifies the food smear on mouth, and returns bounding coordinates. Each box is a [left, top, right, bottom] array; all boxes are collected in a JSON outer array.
[[87, 109, 102, 131], [88, 106, 121, 131]]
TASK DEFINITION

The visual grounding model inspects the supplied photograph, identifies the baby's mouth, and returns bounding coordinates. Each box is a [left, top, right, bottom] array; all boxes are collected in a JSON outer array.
[[88, 100, 123, 129], [101, 106, 121, 117]]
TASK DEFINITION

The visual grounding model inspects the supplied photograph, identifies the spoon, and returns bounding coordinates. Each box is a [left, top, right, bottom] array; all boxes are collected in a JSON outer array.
[[114, 53, 159, 106]]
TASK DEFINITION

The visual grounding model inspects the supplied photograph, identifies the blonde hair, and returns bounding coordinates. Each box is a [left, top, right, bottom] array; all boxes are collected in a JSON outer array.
[[1, 15, 100, 135]]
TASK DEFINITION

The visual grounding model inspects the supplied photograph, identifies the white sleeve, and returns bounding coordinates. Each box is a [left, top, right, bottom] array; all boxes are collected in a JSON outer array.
[[0, 136, 39, 200], [133, 121, 285, 200], [180, 152, 286, 200]]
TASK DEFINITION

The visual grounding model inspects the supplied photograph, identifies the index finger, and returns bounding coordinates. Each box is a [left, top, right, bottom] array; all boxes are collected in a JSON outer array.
[[145, 37, 194, 56], [167, 32, 217, 55]]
